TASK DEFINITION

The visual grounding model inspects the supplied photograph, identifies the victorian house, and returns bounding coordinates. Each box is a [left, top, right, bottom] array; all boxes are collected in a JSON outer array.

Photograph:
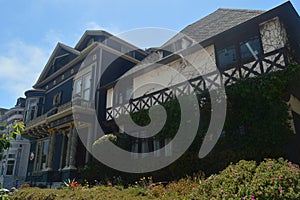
[[23, 31, 148, 187]]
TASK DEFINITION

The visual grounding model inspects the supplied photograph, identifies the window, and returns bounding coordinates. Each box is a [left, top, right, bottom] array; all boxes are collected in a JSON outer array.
[[141, 140, 149, 158], [153, 139, 161, 157], [106, 88, 114, 108], [8, 154, 15, 158], [74, 79, 82, 97], [240, 36, 262, 61], [165, 138, 172, 157], [25, 98, 37, 122], [131, 141, 139, 160], [114, 85, 133, 105], [217, 45, 238, 68], [34, 139, 49, 172], [83, 73, 91, 101], [6, 160, 15, 175], [73, 72, 92, 107], [52, 92, 62, 106], [0, 161, 4, 175], [217, 35, 262, 69], [41, 140, 49, 170]]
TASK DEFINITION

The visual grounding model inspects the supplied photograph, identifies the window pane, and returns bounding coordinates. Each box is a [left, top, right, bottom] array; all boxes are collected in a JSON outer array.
[[141, 140, 149, 158], [165, 138, 172, 157], [41, 140, 49, 170], [8, 154, 15, 158], [131, 142, 138, 159], [6, 160, 15, 175], [83, 89, 90, 101], [25, 99, 37, 122], [217, 45, 237, 68], [74, 79, 82, 95], [153, 139, 161, 157], [240, 37, 261, 60], [83, 74, 91, 90]]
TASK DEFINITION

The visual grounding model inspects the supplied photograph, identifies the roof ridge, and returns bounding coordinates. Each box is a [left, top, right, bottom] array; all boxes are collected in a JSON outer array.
[[217, 8, 265, 13]]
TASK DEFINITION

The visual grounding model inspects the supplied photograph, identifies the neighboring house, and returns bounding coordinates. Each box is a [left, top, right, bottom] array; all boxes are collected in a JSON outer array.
[[0, 98, 30, 189], [103, 2, 300, 158], [0, 108, 8, 135], [23, 30, 148, 187]]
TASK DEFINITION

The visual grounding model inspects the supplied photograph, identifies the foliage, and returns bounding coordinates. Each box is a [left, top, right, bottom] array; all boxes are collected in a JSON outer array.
[[81, 64, 300, 183], [148, 158, 300, 200], [0, 121, 25, 153], [9, 159, 300, 200]]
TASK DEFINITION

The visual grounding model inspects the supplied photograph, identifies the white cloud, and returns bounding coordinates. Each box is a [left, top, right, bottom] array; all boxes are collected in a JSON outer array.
[[44, 29, 64, 47], [0, 41, 49, 101]]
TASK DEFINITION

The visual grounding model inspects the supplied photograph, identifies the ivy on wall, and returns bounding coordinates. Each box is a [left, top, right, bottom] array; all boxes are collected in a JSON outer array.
[[81, 64, 300, 182]]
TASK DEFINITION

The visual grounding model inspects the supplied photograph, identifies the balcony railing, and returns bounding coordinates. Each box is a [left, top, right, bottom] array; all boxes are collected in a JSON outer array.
[[26, 102, 72, 128], [106, 48, 288, 120]]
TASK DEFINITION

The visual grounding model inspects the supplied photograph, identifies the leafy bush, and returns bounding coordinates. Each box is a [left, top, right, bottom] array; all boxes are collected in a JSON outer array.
[[146, 158, 300, 199], [10, 158, 300, 200]]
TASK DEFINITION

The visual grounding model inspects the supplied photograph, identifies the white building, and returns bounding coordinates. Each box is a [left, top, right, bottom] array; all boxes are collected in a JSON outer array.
[[0, 98, 30, 189]]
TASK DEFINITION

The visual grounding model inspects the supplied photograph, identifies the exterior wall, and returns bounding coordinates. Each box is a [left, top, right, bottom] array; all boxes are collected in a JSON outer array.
[[0, 139, 30, 189], [259, 17, 287, 54], [133, 45, 216, 98], [0, 101, 30, 189]]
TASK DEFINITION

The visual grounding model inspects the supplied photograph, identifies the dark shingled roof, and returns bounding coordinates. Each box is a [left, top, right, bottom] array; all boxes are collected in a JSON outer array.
[[110, 8, 266, 83], [180, 8, 265, 43]]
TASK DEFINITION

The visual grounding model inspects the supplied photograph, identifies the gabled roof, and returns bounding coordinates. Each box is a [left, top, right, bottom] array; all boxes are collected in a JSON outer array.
[[112, 2, 297, 82], [75, 30, 148, 55], [34, 43, 80, 88], [177, 8, 265, 44], [75, 30, 111, 51]]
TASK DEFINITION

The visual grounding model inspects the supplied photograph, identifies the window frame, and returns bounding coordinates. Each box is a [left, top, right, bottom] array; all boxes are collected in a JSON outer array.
[[216, 34, 263, 71]]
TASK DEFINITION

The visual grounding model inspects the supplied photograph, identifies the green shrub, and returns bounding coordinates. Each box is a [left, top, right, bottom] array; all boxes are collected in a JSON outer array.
[[189, 158, 300, 199]]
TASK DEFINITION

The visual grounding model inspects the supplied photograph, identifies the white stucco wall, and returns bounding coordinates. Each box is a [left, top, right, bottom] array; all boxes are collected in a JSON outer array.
[[259, 17, 287, 54], [133, 45, 216, 98]]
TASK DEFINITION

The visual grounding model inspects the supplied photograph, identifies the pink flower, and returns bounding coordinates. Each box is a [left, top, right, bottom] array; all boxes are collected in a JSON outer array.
[[280, 189, 283, 193], [251, 195, 255, 200], [220, 190, 224, 193], [271, 175, 275, 178], [278, 176, 282, 179], [236, 176, 240, 179], [224, 194, 228, 197], [234, 194, 238, 197], [267, 165, 272, 169]]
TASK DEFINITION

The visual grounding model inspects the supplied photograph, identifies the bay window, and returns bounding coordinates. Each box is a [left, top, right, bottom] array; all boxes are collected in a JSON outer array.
[[25, 98, 38, 123]]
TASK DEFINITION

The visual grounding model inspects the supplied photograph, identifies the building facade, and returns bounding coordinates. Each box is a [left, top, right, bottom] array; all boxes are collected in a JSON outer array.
[[103, 2, 300, 160], [23, 2, 300, 186], [23, 31, 148, 187], [0, 98, 30, 189]]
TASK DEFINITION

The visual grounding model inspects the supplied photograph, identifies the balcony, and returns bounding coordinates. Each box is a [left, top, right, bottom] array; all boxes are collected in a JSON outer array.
[[25, 102, 72, 129], [106, 47, 288, 120]]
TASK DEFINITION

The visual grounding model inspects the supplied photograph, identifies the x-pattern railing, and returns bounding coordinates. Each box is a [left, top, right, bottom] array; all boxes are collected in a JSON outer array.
[[106, 48, 288, 120]]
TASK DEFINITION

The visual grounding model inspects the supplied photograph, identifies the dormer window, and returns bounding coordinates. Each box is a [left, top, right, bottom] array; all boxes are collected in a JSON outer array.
[[87, 38, 95, 47]]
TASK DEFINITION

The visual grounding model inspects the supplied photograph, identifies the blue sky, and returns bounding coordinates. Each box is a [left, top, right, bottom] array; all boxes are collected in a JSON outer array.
[[0, 0, 299, 109]]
